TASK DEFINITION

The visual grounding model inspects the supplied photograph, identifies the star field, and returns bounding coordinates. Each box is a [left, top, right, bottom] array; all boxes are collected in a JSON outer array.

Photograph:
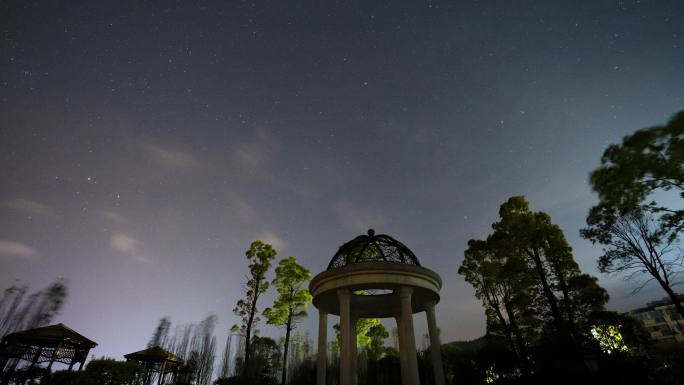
[[1, 0, 684, 360]]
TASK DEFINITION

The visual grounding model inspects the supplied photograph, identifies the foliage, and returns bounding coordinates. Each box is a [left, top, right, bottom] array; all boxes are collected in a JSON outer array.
[[440, 336, 519, 385], [461, 196, 610, 375], [263, 256, 312, 385], [283, 331, 315, 385], [590, 325, 629, 354], [48, 370, 81, 385], [241, 336, 281, 383], [233, 240, 276, 377], [589, 111, 684, 233], [333, 318, 384, 349], [581, 206, 684, 326], [0, 278, 69, 338], [459, 237, 534, 375], [587, 310, 650, 354], [218, 325, 240, 379], [148, 316, 171, 348], [193, 315, 218, 385], [76, 358, 145, 385], [366, 323, 389, 360]]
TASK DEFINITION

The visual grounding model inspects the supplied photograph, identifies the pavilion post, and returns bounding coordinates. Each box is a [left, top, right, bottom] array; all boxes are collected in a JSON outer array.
[[77, 359, 85, 371], [158, 360, 167, 385], [425, 301, 445, 385], [397, 287, 419, 385], [47, 343, 62, 371], [394, 314, 407, 382], [317, 310, 327, 385], [338, 289, 351, 385], [28, 348, 42, 370], [350, 316, 358, 385]]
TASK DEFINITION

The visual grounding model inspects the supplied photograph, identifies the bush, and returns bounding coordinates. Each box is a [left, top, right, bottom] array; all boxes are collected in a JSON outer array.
[[76, 358, 146, 385], [47, 370, 81, 385]]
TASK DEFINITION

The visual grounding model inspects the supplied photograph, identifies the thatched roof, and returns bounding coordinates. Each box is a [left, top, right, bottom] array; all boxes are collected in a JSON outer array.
[[2, 323, 97, 348]]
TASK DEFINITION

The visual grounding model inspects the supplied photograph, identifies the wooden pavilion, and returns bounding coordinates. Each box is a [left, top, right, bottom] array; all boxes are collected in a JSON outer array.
[[0, 323, 97, 379], [124, 346, 182, 385]]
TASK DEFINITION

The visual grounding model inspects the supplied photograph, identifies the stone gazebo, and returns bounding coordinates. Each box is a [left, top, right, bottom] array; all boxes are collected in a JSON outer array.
[[310, 229, 445, 385]]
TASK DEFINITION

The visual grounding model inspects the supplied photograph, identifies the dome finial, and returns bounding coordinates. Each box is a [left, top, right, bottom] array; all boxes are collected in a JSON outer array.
[[367, 228, 375, 236]]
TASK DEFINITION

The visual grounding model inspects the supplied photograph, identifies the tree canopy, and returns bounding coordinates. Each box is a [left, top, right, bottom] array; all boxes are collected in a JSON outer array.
[[460, 196, 608, 374], [263, 256, 312, 385], [233, 240, 277, 378], [589, 110, 684, 233]]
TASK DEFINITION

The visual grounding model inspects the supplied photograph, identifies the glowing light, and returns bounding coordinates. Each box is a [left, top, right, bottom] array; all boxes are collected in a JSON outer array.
[[590, 325, 629, 354]]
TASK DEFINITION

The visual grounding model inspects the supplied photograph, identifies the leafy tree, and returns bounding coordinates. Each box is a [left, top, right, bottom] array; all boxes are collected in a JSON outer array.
[[365, 323, 389, 360], [565, 274, 609, 326], [233, 241, 276, 377], [333, 318, 383, 350], [589, 111, 684, 233], [581, 207, 684, 329], [238, 336, 281, 384], [148, 317, 171, 348], [464, 196, 609, 373], [492, 197, 571, 343], [459, 237, 534, 375], [263, 256, 312, 385]]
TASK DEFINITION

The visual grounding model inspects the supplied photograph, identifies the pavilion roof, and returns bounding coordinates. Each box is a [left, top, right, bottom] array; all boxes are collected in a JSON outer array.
[[1, 323, 97, 349], [124, 346, 182, 364]]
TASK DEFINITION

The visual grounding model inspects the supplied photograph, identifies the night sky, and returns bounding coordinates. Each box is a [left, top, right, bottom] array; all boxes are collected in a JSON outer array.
[[2, 0, 684, 362]]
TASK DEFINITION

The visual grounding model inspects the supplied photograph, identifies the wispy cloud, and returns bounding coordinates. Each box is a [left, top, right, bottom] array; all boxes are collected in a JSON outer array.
[[4, 197, 57, 218], [131, 255, 154, 264], [146, 144, 200, 170], [256, 231, 285, 252], [110, 233, 152, 263], [232, 129, 279, 171], [96, 209, 127, 223], [334, 201, 386, 231], [232, 199, 256, 222], [0, 240, 40, 260], [110, 233, 141, 254], [527, 176, 594, 215]]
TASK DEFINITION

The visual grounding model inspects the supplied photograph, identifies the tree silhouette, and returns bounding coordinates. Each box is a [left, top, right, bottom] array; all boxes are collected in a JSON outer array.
[[233, 241, 276, 378], [464, 196, 609, 368], [582, 206, 684, 331], [148, 317, 171, 348], [459, 237, 533, 375], [0, 279, 68, 338], [589, 110, 684, 234]]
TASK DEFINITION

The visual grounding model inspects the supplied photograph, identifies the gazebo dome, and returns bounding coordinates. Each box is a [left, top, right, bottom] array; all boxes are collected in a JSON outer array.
[[327, 229, 421, 270]]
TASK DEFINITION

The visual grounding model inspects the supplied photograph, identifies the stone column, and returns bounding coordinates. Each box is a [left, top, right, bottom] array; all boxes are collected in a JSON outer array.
[[397, 287, 419, 385], [425, 301, 445, 385], [317, 310, 328, 385], [350, 316, 358, 385], [395, 315, 408, 382], [338, 289, 352, 385]]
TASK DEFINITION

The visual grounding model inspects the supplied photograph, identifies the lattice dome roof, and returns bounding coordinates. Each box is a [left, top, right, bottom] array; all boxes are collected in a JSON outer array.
[[327, 229, 420, 270]]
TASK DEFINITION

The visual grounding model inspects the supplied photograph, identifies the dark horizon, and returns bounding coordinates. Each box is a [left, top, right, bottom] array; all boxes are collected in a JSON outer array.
[[2, 0, 684, 362]]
